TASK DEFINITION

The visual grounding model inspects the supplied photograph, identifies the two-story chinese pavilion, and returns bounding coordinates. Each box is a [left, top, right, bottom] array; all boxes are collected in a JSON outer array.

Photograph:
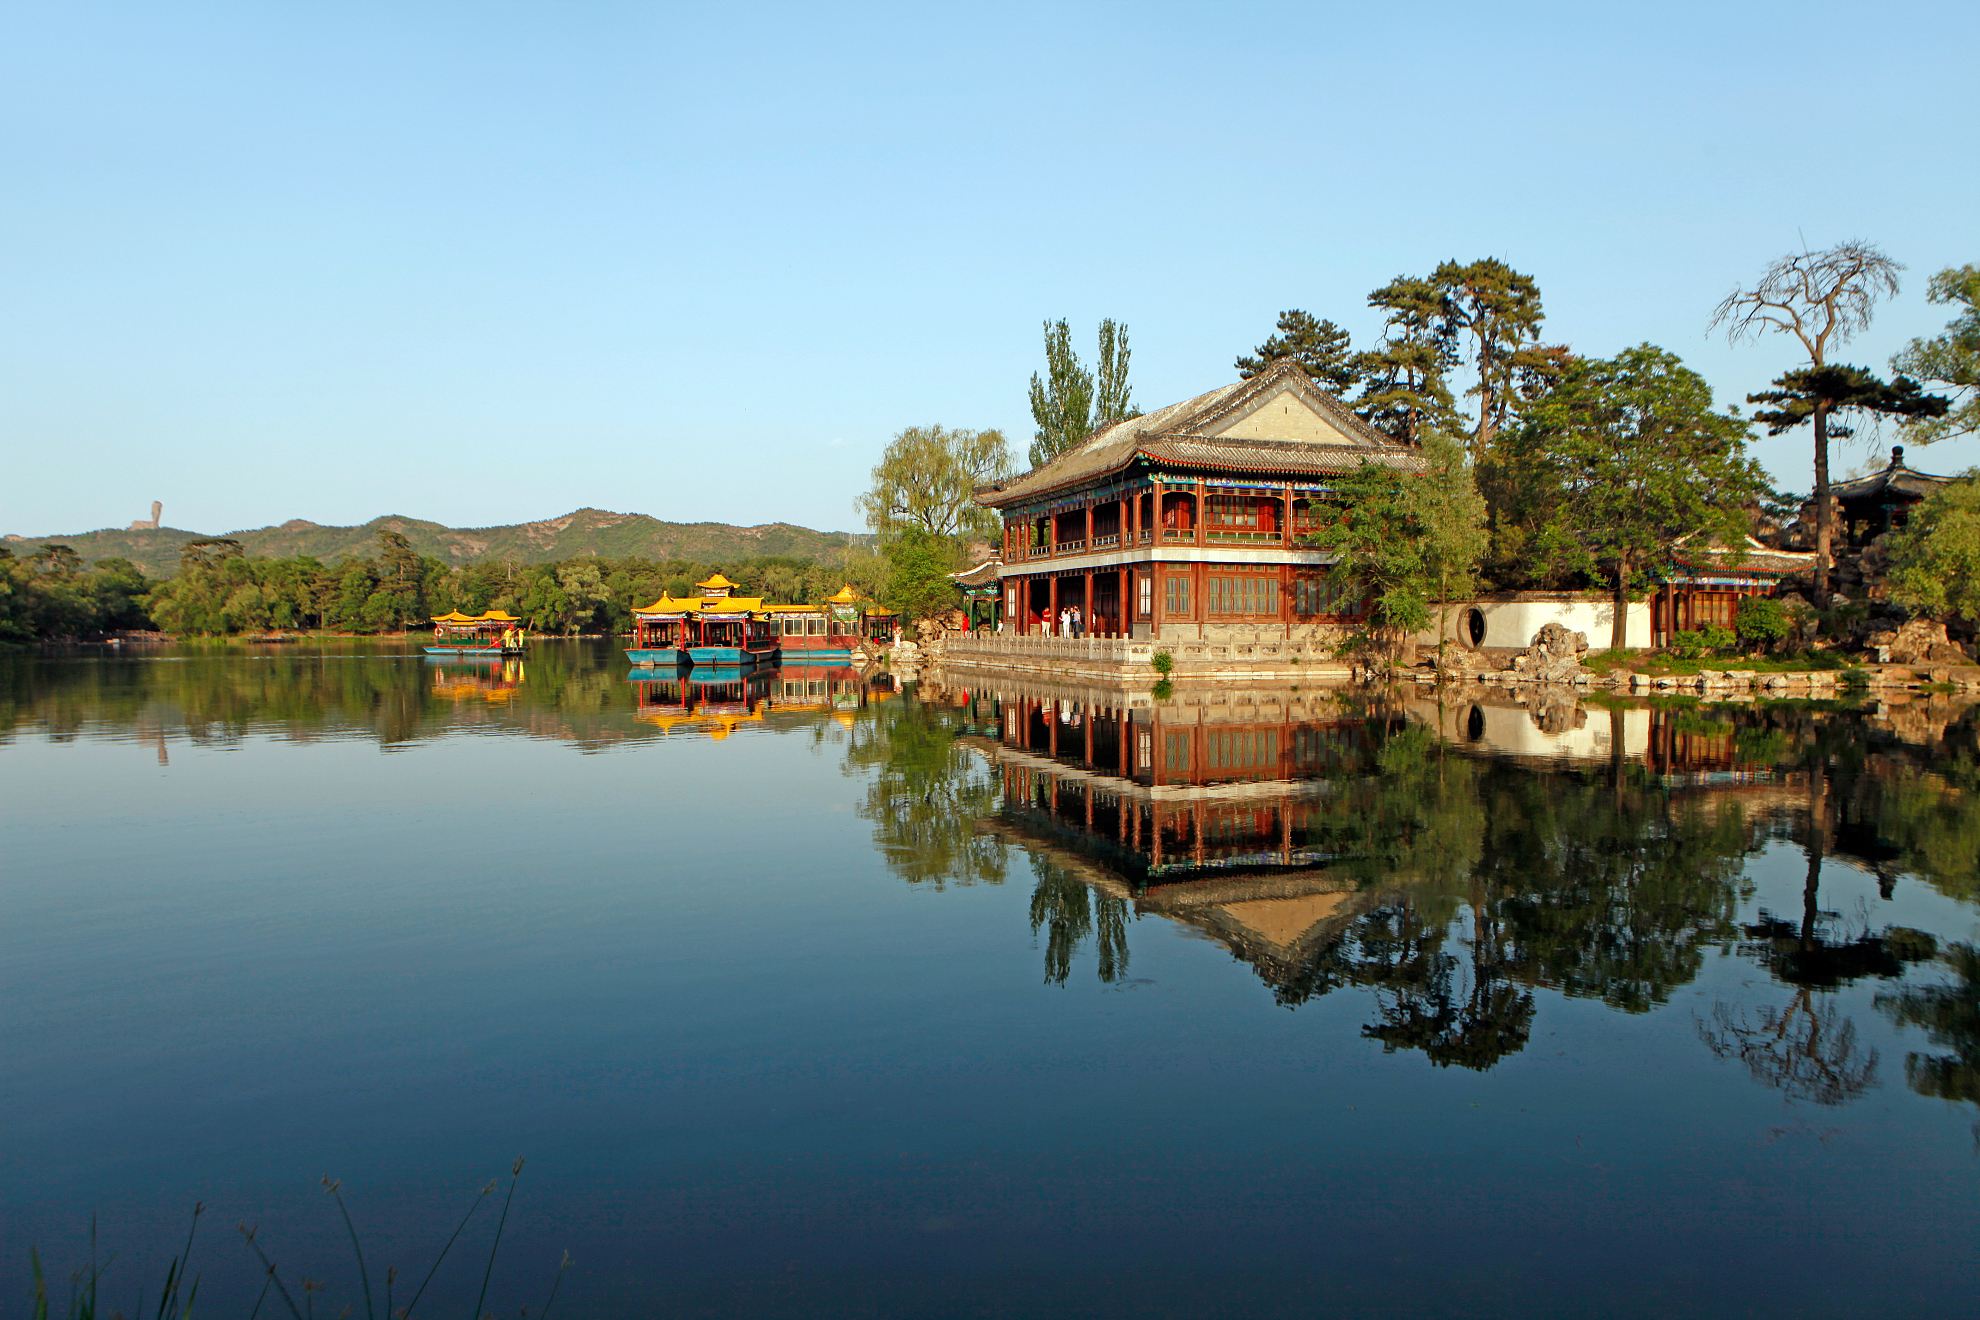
[[974, 358, 1423, 641]]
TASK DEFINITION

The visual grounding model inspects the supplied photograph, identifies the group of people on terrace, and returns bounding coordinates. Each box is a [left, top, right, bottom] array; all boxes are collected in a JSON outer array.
[[1040, 604, 1087, 638]]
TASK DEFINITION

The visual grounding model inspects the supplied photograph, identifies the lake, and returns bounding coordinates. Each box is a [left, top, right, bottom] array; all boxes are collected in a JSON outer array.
[[2, 642, 1976, 1316]]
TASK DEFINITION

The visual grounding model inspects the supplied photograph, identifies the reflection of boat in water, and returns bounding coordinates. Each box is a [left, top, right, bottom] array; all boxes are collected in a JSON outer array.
[[629, 666, 772, 738], [428, 656, 526, 703], [628, 574, 779, 668], [426, 610, 527, 657], [627, 663, 892, 738], [769, 662, 866, 711]]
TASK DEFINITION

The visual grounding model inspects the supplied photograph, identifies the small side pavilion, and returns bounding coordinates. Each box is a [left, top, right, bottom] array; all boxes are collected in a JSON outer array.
[[1653, 537, 1816, 644]]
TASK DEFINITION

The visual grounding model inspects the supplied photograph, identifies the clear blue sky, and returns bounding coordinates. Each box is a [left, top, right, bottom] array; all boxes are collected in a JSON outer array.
[[4, 0, 1975, 537]]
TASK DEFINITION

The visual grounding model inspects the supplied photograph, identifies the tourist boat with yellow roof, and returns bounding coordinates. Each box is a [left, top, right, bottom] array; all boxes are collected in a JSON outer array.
[[628, 574, 779, 669], [426, 609, 527, 657], [762, 585, 898, 662]]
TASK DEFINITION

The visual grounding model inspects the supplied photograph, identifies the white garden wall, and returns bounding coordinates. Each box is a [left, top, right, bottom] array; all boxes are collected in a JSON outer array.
[[1418, 593, 1655, 652]]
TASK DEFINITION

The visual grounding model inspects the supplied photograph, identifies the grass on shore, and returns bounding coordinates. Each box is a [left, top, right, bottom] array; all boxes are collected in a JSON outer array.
[[1580, 648, 1855, 677]]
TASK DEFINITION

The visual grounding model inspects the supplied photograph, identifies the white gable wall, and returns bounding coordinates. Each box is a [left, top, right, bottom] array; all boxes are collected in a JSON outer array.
[[1211, 383, 1359, 445]]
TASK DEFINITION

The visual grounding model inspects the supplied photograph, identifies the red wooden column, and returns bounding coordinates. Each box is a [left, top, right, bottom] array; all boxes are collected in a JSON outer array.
[[1119, 565, 1130, 638], [1083, 572, 1093, 636], [1194, 480, 1206, 546], [1085, 503, 1094, 547], [1048, 575, 1059, 635]]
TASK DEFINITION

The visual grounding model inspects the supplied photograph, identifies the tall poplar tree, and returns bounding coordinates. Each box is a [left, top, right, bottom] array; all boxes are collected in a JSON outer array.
[[1236, 309, 1360, 395], [1027, 318, 1134, 468], [1711, 240, 1903, 604], [1094, 318, 1136, 430]]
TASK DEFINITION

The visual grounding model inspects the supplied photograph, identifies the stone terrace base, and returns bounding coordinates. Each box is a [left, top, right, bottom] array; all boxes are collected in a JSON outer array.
[[934, 632, 1355, 682]]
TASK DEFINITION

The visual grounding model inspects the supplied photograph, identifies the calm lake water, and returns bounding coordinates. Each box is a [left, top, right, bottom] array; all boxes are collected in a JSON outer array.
[[3, 641, 1977, 1316]]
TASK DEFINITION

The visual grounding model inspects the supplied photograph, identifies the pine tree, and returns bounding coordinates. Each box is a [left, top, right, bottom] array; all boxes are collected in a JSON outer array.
[[1434, 258, 1546, 457], [1711, 241, 1904, 604], [1235, 309, 1360, 395], [1353, 277, 1461, 444]]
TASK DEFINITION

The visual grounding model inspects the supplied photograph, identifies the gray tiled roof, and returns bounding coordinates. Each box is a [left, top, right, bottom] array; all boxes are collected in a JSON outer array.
[[948, 558, 1003, 588], [1828, 455, 1955, 502], [977, 359, 1420, 508]]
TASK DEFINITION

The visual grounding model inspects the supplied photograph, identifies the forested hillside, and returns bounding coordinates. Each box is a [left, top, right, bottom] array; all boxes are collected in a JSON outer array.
[[4, 508, 864, 578]]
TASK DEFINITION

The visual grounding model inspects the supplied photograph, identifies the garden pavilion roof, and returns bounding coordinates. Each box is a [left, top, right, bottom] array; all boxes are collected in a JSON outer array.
[[976, 357, 1423, 509], [1828, 447, 1956, 504]]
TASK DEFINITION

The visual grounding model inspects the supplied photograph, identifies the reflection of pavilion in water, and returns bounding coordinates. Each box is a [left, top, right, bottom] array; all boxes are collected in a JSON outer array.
[[629, 664, 894, 738], [963, 682, 1404, 988], [958, 676, 1835, 998], [1406, 692, 1808, 787]]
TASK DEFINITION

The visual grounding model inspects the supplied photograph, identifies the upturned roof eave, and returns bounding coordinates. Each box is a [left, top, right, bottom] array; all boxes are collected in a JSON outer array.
[[976, 444, 1423, 508]]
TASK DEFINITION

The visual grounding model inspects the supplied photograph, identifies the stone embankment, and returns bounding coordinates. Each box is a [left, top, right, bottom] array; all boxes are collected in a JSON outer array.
[[1415, 623, 1980, 697], [925, 631, 1353, 682]]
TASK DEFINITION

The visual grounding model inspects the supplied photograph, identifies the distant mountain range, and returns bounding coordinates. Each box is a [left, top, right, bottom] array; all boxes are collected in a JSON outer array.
[[4, 508, 869, 578]]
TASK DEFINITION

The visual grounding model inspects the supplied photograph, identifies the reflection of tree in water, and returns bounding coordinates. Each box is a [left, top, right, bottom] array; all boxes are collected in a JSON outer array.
[[1027, 858, 1130, 985], [847, 692, 1007, 889], [1361, 928, 1536, 1070], [1876, 943, 1980, 1140], [1241, 725, 1773, 1070], [1700, 992, 1879, 1106], [885, 688, 1980, 1085], [1699, 773, 1938, 1107], [0, 641, 821, 750]]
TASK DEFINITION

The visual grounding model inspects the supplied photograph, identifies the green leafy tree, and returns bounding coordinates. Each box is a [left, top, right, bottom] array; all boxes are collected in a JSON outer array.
[[857, 424, 1012, 543], [369, 529, 426, 629], [1027, 318, 1134, 468], [1236, 309, 1360, 395], [1892, 264, 1980, 445], [1886, 472, 1980, 625], [1711, 241, 1905, 605], [1310, 432, 1487, 662], [879, 527, 963, 622], [1500, 344, 1763, 649], [1434, 258, 1546, 456], [554, 560, 611, 632], [1354, 276, 1462, 444], [1734, 596, 1792, 653], [1414, 433, 1489, 651]]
